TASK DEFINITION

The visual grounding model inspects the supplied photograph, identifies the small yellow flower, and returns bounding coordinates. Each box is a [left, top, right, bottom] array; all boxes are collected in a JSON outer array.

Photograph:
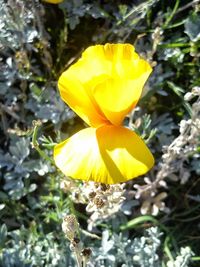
[[54, 44, 154, 184], [42, 0, 63, 4]]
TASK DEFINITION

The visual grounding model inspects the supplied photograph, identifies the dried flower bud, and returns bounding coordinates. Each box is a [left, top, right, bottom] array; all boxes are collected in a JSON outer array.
[[73, 192, 80, 200], [154, 192, 167, 202], [81, 248, 92, 258], [62, 215, 79, 240], [100, 183, 109, 191], [192, 86, 200, 96], [72, 237, 80, 245], [184, 92, 193, 101], [32, 120, 42, 127], [94, 182, 100, 188], [141, 200, 151, 215], [70, 237, 81, 251], [88, 191, 96, 199], [93, 197, 105, 208]]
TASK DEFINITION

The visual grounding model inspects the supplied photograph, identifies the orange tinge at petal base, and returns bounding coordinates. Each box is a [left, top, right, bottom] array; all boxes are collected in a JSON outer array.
[[54, 43, 155, 184]]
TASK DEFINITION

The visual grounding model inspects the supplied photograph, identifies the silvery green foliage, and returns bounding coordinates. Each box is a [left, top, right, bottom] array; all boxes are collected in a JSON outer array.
[[133, 88, 200, 215], [184, 13, 200, 42], [0, 0, 69, 201], [0, 1, 200, 267], [60, 0, 159, 41], [89, 227, 162, 267], [162, 48, 184, 63], [0, 223, 195, 267], [90, 228, 194, 267], [0, 224, 74, 267], [60, 0, 109, 30], [167, 247, 194, 267], [131, 227, 162, 267], [0, 0, 68, 123], [0, 136, 52, 199], [0, 0, 44, 87]]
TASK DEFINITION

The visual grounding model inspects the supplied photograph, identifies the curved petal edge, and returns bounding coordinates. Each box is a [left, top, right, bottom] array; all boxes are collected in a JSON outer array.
[[54, 126, 154, 184]]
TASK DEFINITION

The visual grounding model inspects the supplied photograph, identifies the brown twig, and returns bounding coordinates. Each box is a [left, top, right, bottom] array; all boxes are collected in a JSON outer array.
[[0, 103, 24, 122]]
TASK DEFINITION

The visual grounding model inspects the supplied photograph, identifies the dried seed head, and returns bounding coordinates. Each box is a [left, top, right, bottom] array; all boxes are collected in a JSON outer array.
[[105, 184, 110, 190], [32, 120, 42, 127], [62, 215, 79, 232], [100, 183, 110, 191], [93, 196, 105, 208], [192, 86, 200, 96], [94, 182, 100, 188], [62, 215, 79, 240], [73, 192, 80, 200], [88, 191, 96, 199], [72, 237, 80, 245], [81, 248, 92, 258], [71, 237, 80, 248]]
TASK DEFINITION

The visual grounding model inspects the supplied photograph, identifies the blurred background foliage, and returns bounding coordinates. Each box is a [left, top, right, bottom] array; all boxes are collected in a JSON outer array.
[[0, 0, 200, 266]]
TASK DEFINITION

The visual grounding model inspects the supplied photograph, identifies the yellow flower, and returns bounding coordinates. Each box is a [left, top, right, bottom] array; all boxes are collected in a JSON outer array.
[[54, 44, 154, 184], [42, 0, 63, 4]]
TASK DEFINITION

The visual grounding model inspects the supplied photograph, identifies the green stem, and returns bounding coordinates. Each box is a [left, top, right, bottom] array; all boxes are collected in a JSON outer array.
[[32, 120, 55, 165], [163, 0, 180, 29], [164, 236, 174, 262], [191, 257, 200, 261]]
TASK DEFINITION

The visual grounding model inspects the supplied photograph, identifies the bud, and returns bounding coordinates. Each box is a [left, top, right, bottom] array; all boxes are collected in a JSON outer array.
[[184, 92, 193, 101], [93, 197, 105, 208], [81, 248, 92, 262], [62, 215, 79, 240]]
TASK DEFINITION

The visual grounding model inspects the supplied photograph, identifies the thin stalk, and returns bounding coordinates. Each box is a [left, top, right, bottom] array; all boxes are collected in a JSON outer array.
[[32, 120, 55, 165], [74, 249, 82, 267], [163, 0, 180, 29], [191, 256, 200, 261]]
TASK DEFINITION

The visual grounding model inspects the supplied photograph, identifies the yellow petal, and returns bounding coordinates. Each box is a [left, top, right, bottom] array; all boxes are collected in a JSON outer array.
[[42, 0, 63, 3], [93, 73, 150, 126], [54, 125, 154, 184], [58, 44, 152, 126], [91, 44, 152, 125], [58, 73, 110, 127]]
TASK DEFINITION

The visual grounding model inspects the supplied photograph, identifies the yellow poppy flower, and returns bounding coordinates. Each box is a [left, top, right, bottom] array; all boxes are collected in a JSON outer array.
[[42, 0, 63, 4], [54, 43, 154, 184]]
